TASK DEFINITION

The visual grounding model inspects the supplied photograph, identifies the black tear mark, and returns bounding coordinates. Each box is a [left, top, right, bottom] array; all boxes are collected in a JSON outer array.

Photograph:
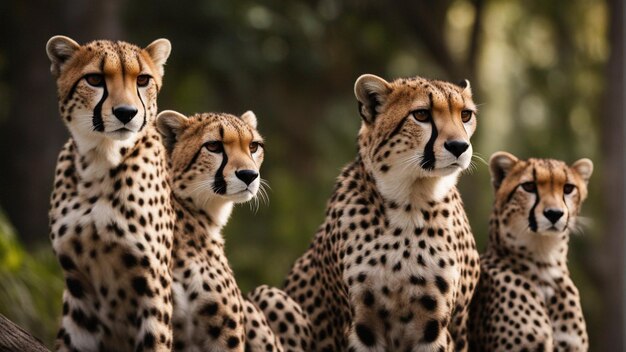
[[92, 58, 108, 132], [212, 150, 228, 195], [421, 93, 437, 170], [137, 85, 146, 131], [528, 168, 540, 231]]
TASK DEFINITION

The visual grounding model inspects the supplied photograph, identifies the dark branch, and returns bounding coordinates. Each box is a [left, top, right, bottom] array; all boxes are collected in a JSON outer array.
[[0, 314, 50, 352]]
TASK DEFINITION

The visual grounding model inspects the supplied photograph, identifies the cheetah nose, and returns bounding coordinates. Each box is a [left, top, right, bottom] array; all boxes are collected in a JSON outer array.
[[113, 105, 138, 124], [444, 140, 469, 158], [543, 209, 564, 224], [235, 169, 259, 186]]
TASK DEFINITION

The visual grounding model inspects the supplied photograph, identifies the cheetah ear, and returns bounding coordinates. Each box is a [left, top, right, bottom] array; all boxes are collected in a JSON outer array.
[[46, 35, 80, 77], [489, 151, 519, 190], [157, 110, 188, 153], [144, 38, 171, 77], [354, 74, 392, 124], [241, 110, 257, 129], [571, 158, 593, 185], [457, 79, 472, 95]]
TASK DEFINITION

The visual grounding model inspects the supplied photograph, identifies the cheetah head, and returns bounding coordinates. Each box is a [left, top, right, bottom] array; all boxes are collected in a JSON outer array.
[[489, 151, 593, 244], [157, 110, 265, 210], [354, 74, 477, 200], [46, 36, 171, 150]]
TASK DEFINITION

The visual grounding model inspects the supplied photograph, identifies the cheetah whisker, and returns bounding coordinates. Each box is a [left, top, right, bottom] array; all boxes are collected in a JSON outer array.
[[471, 153, 489, 167]]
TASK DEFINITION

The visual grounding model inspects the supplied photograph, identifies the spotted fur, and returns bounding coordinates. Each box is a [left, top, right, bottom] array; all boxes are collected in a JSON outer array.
[[283, 74, 480, 351], [46, 36, 174, 352], [157, 110, 312, 352], [469, 152, 592, 352]]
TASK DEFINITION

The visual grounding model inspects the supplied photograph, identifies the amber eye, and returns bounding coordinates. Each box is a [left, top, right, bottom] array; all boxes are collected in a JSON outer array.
[[563, 184, 575, 194], [204, 141, 223, 153], [461, 110, 473, 123], [411, 109, 431, 122], [521, 182, 536, 193], [249, 142, 263, 153], [85, 74, 104, 87], [137, 74, 151, 87]]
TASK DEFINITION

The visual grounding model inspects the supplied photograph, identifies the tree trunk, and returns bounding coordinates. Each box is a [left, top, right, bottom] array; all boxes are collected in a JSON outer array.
[[0, 314, 50, 352], [0, 0, 124, 245], [597, 0, 624, 349]]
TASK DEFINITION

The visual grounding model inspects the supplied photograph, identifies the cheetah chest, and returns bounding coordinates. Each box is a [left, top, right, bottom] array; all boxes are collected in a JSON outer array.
[[342, 207, 462, 333]]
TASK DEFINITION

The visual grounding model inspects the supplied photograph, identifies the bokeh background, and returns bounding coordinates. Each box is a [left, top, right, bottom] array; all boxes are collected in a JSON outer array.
[[0, 0, 623, 350]]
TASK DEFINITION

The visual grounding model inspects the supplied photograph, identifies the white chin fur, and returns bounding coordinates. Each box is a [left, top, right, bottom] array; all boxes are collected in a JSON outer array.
[[105, 129, 137, 141], [227, 190, 256, 204]]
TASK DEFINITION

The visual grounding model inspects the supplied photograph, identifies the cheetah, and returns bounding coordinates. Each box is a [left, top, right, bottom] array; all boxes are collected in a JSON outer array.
[[46, 36, 175, 351], [156, 110, 313, 352], [468, 152, 592, 352], [283, 74, 481, 351]]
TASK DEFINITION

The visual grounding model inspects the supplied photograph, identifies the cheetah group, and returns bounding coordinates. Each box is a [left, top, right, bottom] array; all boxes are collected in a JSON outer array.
[[45, 35, 592, 351]]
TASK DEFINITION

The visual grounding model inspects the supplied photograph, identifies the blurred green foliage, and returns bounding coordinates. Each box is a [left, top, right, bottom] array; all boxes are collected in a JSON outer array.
[[0, 210, 63, 347]]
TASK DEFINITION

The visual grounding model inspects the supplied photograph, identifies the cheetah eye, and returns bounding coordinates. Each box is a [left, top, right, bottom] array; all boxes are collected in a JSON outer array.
[[521, 182, 536, 193], [563, 184, 576, 195], [204, 141, 223, 153], [137, 74, 151, 87], [249, 141, 263, 154], [461, 110, 473, 123], [411, 109, 431, 123], [85, 74, 104, 87]]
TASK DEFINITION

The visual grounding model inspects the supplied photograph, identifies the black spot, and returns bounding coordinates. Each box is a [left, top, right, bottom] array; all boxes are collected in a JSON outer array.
[[363, 291, 375, 306], [208, 325, 221, 338], [59, 255, 76, 271], [422, 319, 440, 342], [355, 323, 376, 347], [435, 275, 449, 294], [66, 278, 84, 298], [200, 302, 219, 316], [410, 275, 426, 286], [131, 276, 152, 296], [122, 253, 138, 268], [71, 308, 98, 332], [227, 336, 240, 348], [143, 333, 155, 348], [419, 295, 437, 311]]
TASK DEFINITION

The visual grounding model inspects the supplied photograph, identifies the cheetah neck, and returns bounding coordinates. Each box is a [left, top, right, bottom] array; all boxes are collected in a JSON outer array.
[[370, 158, 461, 207], [487, 213, 570, 270], [176, 194, 234, 238], [353, 159, 460, 230], [70, 128, 147, 181]]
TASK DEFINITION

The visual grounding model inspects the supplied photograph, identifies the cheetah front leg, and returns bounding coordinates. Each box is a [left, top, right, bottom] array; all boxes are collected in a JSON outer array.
[[410, 329, 454, 352], [449, 304, 470, 352], [247, 285, 314, 352], [132, 265, 173, 352], [241, 299, 284, 352], [55, 289, 103, 352]]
